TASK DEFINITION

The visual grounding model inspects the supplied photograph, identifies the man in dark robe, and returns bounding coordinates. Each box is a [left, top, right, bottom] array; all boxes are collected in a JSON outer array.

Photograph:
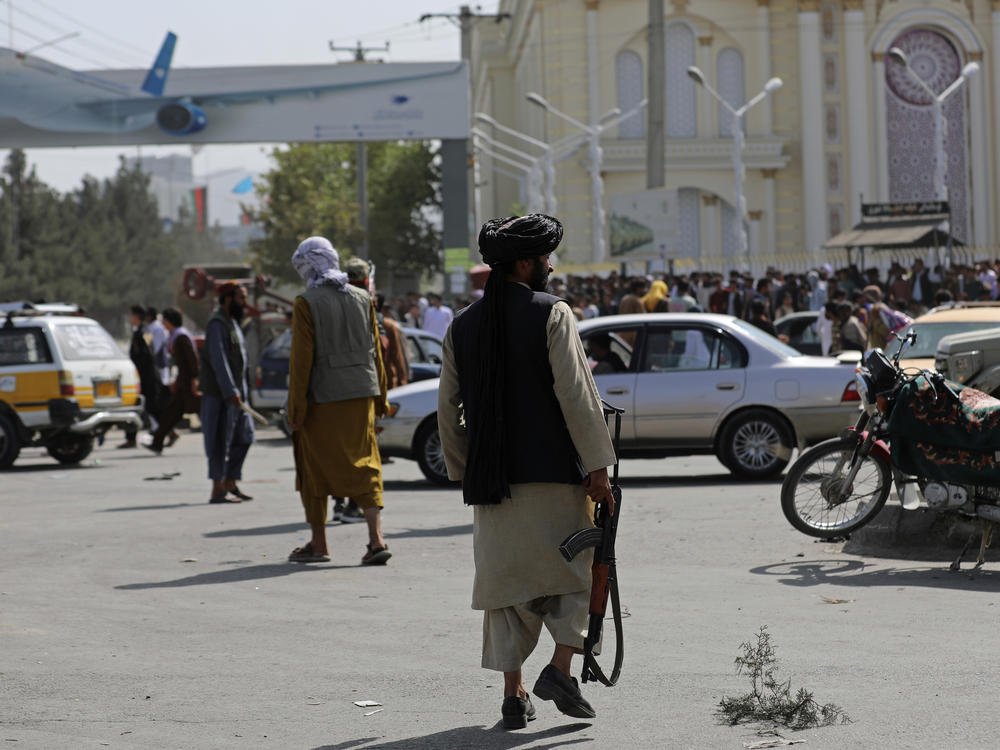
[[145, 308, 200, 454], [199, 283, 254, 504]]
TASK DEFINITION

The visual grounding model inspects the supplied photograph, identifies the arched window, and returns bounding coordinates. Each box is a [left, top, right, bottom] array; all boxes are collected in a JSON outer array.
[[884, 28, 969, 242], [665, 23, 697, 137], [615, 50, 644, 139], [678, 188, 701, 259], [716, 47, 746, 137]]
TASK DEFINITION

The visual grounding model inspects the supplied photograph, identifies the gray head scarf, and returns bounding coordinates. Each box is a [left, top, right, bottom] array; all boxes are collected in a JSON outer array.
[[291, 236, 349, 291]]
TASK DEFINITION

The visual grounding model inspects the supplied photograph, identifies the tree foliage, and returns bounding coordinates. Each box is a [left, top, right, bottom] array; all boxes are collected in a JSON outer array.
[[248, 141, 441, 284], [0, 150, 228, 336]]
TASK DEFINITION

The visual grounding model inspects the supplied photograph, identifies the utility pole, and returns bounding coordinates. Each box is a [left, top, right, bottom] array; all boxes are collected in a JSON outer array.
[[419, 6, 511, 289], [647, 0, 665, 190], [329, 40, 389, 261]]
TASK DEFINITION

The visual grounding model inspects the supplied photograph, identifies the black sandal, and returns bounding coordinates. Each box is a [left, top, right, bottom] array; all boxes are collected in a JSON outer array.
[[228, 487, 254, 501]]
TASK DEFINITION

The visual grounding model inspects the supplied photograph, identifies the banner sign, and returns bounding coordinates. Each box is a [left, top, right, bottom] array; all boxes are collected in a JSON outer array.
[[608, 188, 679, 261], [862, 201, 950, 218]]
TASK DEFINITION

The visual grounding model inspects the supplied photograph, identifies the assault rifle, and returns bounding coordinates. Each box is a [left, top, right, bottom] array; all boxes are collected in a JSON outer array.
[[558, 401, 624, 686]]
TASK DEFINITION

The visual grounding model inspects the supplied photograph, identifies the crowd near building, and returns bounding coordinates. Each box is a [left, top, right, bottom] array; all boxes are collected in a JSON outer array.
[[468, 0, 1000, 276]]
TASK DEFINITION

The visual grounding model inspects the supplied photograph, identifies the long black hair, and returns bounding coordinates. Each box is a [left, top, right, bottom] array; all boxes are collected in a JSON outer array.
[[462, 214, 563, 505]]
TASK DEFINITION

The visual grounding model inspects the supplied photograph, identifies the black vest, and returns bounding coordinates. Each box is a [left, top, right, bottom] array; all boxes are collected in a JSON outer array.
[[451, 283, 586, 489]]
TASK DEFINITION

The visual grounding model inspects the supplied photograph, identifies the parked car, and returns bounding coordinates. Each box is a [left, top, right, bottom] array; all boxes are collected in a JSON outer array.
[[885, 302, 1000, 371], [0, 307, 143, 469], [934, 325, 1000, 395], [378, 312, 863, 483], [774, 311, 822, 355]]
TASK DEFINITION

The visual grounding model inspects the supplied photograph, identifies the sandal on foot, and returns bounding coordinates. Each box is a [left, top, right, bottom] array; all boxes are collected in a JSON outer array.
[[209, 495, 241, 504], [361, 543, 391, 565], [288, 542, 330, 563], [228, 487, 254, 501]]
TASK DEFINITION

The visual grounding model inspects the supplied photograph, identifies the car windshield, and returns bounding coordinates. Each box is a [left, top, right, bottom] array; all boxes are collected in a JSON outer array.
[[262, 328, 292, 360], [731, 319, 804, 358], [885, 321, 1000, 359], [54, 323, 124, 361]]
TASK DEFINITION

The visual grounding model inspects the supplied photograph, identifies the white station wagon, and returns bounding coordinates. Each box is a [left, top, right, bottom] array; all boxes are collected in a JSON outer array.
[[378, 312, 862, 483]]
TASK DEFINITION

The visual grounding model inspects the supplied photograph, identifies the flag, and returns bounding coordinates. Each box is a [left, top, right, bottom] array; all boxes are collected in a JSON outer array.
[[232, 176, 254, 194], [190, 187, 207, 232]]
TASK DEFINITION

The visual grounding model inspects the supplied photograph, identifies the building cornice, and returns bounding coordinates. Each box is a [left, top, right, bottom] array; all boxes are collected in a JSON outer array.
[[600, 139, 790, 172]]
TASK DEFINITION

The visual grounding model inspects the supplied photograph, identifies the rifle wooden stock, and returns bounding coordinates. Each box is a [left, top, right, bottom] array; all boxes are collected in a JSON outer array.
[[589, 561, 610, 614]]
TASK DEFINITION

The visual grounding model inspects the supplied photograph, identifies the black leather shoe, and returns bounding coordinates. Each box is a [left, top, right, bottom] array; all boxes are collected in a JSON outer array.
[[501, 695, 536, 729], [532, 664, 596, 719]]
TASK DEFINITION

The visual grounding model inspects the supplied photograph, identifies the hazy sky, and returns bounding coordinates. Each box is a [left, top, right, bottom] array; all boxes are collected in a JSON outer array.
[[1, 0, 497, 191]]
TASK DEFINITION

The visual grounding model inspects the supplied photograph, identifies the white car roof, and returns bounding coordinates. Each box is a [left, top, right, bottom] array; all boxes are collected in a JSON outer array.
[[578, 312, 740, 330]]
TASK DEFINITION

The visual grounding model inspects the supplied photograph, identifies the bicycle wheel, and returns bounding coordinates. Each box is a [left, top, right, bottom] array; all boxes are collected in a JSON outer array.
[[780, 437, 892, 537]]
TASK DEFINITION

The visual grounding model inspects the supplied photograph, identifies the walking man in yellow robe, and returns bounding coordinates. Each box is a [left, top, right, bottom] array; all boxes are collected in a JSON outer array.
[[286, 236, 391, 565]]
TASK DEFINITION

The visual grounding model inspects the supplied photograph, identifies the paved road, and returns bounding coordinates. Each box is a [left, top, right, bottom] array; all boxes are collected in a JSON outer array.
[[3, 428, 999, 749]]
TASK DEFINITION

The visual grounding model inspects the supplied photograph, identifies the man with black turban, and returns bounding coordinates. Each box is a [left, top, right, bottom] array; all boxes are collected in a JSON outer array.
[[437, 214, 617, 729]]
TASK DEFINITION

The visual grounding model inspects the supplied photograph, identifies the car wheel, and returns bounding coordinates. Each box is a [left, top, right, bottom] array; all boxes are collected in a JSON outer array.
[[0, 413, 21, 469], [414, 417, 452, 485], [718, 408, 794, 479], [46, 433, 94, 465]]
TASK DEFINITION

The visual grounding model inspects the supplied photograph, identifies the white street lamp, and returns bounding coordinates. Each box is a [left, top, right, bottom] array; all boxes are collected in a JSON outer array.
[[471, 127, 545, 211], [475, 113, 557, 215], [525, 93, 648, 263], [887, 46, 978, 203], [687, 66, 782, 273]]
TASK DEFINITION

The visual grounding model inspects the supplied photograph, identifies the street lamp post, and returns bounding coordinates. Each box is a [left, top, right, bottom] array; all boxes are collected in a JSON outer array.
[[525, 93, 648, 264], [471, 127, 546, 211], [471, 139, 538, 209], [686, 67, 782, 273], [475, 114, 558, 214], [887, 46, 978, 203]]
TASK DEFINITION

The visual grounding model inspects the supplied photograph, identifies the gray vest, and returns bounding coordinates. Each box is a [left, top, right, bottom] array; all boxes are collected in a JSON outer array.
[[301, 284, 380, 403]]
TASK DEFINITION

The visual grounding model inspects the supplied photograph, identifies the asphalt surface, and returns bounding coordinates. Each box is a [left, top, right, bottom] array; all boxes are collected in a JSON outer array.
[[3, 427, 1000, 749]]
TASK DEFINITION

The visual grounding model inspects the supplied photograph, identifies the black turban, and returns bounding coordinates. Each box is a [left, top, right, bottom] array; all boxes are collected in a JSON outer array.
[[478, 214, 563, 267]]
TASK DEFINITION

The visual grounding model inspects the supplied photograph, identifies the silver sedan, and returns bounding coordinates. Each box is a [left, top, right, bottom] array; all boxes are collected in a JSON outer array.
[[378, 312, 861, 483]]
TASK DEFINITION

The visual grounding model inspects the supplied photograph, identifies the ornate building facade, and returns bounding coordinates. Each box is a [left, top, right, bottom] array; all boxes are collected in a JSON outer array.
[[470, 0, 996, 272]]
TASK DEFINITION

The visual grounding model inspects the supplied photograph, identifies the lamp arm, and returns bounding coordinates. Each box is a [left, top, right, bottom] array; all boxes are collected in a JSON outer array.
[[474, 114, 550, 152], [938, 77, 969, 103], [471, 129, 539, 165]]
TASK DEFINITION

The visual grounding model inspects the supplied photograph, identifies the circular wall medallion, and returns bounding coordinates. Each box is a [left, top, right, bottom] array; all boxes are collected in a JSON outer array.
[[885, 28, 961, 107]]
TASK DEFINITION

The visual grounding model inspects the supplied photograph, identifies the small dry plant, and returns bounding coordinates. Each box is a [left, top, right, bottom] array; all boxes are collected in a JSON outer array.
[[716, 626, 851, 730]]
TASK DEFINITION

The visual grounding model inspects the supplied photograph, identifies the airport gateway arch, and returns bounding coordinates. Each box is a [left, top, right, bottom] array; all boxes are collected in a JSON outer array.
[[0, 51, 471, 273]]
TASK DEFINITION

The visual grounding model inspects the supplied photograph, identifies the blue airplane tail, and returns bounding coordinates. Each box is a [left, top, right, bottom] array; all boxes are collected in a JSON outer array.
[[141, 31, 177, 97]]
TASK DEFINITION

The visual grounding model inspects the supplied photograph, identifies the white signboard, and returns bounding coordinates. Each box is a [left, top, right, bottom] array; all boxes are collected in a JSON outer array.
[[608, 188, 680, 262], [0, 52, 469, 147]]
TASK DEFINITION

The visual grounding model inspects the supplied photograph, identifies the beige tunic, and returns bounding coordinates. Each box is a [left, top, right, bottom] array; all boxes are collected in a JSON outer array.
[[438, 295, 617, 610]]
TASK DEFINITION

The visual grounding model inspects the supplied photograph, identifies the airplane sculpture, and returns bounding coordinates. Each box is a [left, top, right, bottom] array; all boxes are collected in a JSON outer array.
[[0, 32, 461, 139]]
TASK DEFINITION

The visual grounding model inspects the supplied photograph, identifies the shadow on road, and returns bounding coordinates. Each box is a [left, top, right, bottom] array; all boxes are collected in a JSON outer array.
[[101, 502, 203, 512], [618, 474, 779, 489], [382, 479, 458, 492], [750, 558, 1000, 592], [386, 523, 472, 540], [311, 722, 592, 749], [115, 562, 349, 589], [4, 462, 104, 473], [204, 522, 308, 537]]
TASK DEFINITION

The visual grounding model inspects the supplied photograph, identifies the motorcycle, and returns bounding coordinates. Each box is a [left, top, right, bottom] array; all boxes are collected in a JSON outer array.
[[781, 330, 1000, 570]]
